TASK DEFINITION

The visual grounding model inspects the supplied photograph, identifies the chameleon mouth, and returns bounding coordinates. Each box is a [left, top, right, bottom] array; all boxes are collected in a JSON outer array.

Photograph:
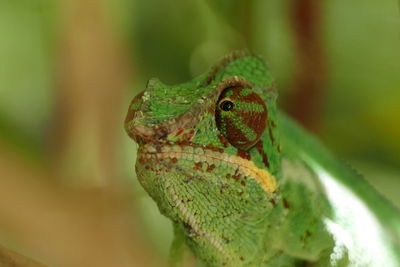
[[137, 143, 277, 194]]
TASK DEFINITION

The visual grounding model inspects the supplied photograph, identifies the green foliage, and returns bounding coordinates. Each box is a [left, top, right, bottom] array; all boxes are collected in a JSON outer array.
[[0, 0, 57, 144]]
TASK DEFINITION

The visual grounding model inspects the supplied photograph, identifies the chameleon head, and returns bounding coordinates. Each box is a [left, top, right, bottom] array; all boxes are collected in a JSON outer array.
[[125, 51, 282, 265]]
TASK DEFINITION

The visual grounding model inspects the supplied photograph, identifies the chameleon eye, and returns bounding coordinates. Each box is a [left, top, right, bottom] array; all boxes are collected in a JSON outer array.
[[215, 86, 268, 151], [220, 100, 235, 111]]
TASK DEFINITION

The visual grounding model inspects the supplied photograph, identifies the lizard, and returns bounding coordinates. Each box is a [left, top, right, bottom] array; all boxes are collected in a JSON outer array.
[[124, 50, 400, 267]]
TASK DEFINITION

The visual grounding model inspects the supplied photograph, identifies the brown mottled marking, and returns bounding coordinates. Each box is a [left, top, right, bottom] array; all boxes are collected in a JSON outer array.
[[232, 170, 241, 180], [205, 144, 224, 153], [237, 150, 251, 160], [218, 134, 230, 148], [255, 141, 270, 168], [207, 105, 215, 114], [171, 158, 178, 163], [268, 127, 275, 144], [240, 256, 245, 261], [283, 198, 290, 209], [174, 128, 185, 137], [269, 198, 276, 206], [175, 140, 189, 147], [155, 126, 169, 139], [183, 129, 195, 140], [194, 162, 203, 170], [206, 164, 216, 172]]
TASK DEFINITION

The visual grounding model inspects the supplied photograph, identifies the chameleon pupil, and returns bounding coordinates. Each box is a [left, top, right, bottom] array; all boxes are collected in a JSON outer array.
[[220, 100, 235, 111]]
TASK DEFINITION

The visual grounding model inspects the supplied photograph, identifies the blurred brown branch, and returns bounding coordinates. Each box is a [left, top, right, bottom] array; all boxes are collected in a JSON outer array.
[[0, 244, 45, 267], [0, 142, 159, 267], [0, 0, 160, 266], [53, 0, 130, 185], [285, 0, 326, 131]]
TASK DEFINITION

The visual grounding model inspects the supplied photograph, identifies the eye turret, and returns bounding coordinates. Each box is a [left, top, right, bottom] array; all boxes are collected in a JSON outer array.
[[215, 86, 268, 151]]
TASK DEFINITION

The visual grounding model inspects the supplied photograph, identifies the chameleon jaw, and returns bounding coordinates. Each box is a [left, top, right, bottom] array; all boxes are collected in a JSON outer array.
[[138, 144, 278, 194], [136, 143, 278, 265]]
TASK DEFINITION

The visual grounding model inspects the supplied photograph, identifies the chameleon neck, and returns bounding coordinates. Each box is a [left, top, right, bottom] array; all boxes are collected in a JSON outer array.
[[178, 201, 281, 266], [178, 185, 334, 267]]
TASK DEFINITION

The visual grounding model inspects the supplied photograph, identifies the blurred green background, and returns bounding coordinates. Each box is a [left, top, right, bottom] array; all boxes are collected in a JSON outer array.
[[0, 0, 399, 266]]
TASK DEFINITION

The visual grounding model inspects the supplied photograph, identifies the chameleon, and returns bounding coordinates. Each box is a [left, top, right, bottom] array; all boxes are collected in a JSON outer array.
[[124, 51, 400, 267]]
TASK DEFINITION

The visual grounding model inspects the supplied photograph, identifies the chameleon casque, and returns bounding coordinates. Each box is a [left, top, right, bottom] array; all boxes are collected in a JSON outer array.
[[125, 51, 400, 266]]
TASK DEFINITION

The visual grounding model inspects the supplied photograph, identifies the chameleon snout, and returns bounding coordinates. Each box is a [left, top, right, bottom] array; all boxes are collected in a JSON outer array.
[[125, 90, 175, 143], [124, 91, 155, 142]]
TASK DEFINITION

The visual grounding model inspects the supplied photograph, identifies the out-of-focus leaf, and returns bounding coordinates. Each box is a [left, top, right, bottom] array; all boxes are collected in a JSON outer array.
[[0, 0, 57, 143]]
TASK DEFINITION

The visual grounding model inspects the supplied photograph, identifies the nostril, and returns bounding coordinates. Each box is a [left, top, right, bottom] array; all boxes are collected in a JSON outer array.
[[125, 91, 144, 139]]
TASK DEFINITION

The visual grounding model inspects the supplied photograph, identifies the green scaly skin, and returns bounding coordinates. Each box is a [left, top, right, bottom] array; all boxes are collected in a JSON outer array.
[[125, 51, 400, 267]]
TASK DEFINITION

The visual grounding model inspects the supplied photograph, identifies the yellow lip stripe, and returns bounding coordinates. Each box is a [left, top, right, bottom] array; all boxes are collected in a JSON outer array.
[[140, 144, 278, 194]]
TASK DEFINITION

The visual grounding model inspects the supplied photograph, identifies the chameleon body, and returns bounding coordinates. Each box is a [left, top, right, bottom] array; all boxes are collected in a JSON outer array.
[[125, 51, 400, 266]]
